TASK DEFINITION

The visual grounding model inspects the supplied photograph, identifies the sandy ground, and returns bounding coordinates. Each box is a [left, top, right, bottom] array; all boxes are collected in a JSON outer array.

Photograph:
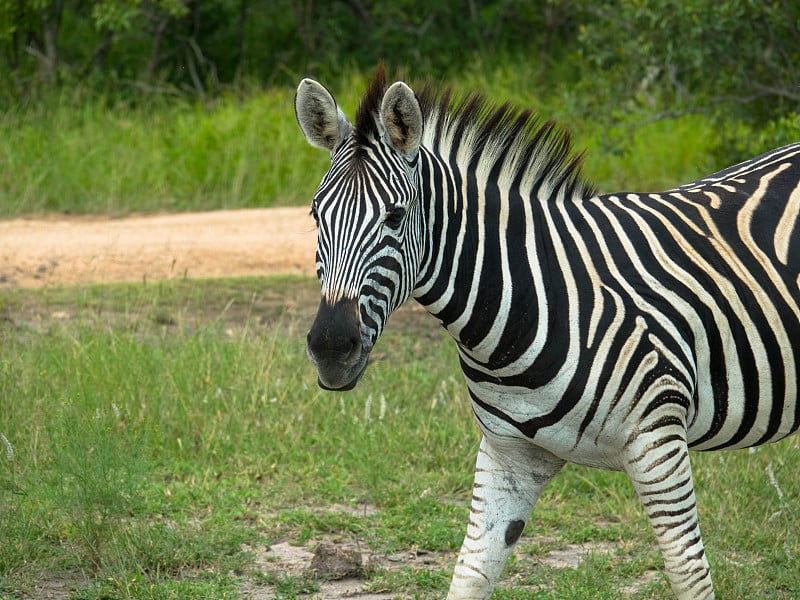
[[0, 207, 317, 288]]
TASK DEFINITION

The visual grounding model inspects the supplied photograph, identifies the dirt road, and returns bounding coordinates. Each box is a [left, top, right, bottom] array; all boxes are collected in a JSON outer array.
[[0, 207, 317, 288]]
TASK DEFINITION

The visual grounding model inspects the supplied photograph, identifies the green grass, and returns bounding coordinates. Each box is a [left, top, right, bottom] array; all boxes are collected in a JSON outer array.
[[581, 113, 721, 193], [1, 277, 798, 599], [3, 63, 791, 220], [0, 88, 331, 218]]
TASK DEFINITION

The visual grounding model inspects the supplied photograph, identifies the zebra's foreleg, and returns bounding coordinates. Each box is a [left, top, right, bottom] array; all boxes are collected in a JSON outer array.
[[625, 433, 714, 600], [446, 434, 564, 600]]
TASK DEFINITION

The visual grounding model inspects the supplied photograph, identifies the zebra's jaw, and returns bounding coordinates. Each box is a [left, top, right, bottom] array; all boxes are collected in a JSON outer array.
[[306, 297, 372, 391]]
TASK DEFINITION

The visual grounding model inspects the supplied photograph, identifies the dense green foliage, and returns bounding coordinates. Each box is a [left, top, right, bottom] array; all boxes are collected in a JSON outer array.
[[1, 1, 798, 122], [0, 67, 732, 218], [0, 2, 797, 216], [576, 0, 800, 160], [0, 85, 330, 215], [1, 0, 582, 95]]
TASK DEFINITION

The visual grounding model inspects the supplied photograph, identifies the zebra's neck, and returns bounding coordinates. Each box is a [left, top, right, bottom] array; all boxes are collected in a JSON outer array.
[[412, 145, 577, 369]]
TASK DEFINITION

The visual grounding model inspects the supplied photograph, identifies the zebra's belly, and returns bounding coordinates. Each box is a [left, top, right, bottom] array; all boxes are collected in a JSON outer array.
[[469, 383, 634, 471], [468, 367, 800, 468]]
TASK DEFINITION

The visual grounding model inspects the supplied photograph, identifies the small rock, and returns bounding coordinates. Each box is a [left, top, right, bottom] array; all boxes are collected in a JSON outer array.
[[308, 543, 363, 580]]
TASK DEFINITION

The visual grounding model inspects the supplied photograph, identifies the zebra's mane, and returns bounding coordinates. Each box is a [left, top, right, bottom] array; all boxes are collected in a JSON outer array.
[[354, 64, 597, 200]]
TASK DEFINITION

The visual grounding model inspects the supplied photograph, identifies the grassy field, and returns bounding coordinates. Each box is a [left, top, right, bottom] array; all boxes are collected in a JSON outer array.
[[0, 65, 763, 220], [0, 87, 330, 217], [1, 277, 798, 599]]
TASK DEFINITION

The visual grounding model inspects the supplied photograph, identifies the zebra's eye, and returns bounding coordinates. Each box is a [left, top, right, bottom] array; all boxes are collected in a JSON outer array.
[[310, 205, 319, 224], [385, 206, 406, 229]]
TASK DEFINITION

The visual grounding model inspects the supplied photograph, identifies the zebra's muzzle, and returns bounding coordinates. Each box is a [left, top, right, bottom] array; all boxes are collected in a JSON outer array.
[[306, 297, 371, 391]]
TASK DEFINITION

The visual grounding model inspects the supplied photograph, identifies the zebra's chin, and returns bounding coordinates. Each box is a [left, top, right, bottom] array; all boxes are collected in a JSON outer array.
[[314, 352, 370, 391]]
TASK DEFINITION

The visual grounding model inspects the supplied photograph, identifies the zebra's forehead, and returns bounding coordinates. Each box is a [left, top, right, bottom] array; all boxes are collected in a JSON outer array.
[[314, 137, 415, 207], [314, 168, 408, 212]]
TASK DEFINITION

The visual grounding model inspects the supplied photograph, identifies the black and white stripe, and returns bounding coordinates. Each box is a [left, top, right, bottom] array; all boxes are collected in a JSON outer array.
[[296, 65, 800, 599]]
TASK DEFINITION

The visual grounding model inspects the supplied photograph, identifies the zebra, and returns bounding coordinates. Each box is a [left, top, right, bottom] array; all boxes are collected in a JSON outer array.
[[294, 64, 800, 599]]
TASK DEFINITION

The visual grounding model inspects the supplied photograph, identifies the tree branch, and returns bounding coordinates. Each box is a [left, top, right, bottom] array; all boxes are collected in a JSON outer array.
[[627, 92, 772, 127], [748, 81, 800, 102], [79, 28, 114, 79]]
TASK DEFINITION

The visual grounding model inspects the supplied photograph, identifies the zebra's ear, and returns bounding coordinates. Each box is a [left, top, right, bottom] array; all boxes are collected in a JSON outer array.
[[380, 81, 423, 159], [295, 78, 352, 152]]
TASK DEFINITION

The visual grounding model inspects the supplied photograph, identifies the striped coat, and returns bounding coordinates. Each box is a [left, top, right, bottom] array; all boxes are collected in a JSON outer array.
[[295, 65, 800, 599]]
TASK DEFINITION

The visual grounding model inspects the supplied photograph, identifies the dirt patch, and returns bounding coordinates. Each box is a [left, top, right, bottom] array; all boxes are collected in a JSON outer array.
[[0, 207, 316, 288], [244, 542, 396, 600], [245, 531, 643, 599], [15, 571, 90, 600], [0, 207, 442, 342]]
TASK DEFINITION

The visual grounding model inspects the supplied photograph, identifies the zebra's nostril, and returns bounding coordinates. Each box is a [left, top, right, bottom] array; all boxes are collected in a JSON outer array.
[[307, 297, 363, 364], [333, 334, 361, 361], [349, 335, 360, 353]]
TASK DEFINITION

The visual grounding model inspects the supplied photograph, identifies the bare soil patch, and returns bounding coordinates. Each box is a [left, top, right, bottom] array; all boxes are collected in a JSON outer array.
[[0, 207, 316, 289]]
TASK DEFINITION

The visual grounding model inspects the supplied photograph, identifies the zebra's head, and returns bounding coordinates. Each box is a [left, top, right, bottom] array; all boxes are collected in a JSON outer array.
[[295, 67, 424, 390]]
